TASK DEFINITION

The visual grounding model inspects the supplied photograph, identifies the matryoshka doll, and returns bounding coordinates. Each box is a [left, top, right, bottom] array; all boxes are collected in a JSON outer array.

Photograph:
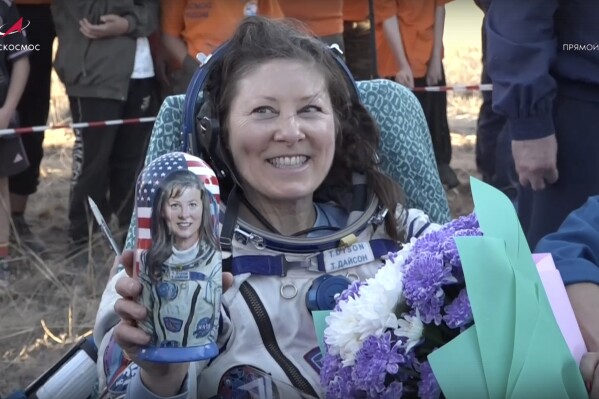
[[134, 152, 222, 363]]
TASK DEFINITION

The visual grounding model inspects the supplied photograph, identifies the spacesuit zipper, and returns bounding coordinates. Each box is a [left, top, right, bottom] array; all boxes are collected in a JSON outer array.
[[239, 282, 318, 397]]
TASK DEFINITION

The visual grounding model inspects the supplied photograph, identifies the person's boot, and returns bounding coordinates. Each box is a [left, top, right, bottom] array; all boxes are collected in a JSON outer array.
[[437, 163, 460, 190], [11, 213, 47, 254]]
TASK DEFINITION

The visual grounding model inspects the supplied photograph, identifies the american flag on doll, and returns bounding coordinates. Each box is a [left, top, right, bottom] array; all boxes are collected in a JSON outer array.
[[135, 152, 221, 274]]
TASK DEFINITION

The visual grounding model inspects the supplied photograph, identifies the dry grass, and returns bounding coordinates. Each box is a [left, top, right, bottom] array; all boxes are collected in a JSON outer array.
[[0, 41, 482, 396], [446, 45, 483, 134]]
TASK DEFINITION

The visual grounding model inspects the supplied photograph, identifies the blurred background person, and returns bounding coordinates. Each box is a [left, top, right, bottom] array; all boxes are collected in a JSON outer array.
[[160, 0, 283, 95], [487, 1, 599, 248], [0, 0, 31, 284], [472, 0, 516, 202], [342, 0, 375, 80], [279, 0, 344, 50], [8, 0, 55, 255], [51, 0, 160, 265]]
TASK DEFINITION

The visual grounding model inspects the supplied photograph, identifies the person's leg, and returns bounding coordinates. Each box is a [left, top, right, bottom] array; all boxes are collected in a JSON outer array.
[[475, 19, 515, 200], [476, 16, 493, 181], [0, 177, 10, 284], [413, 71, 458, 189], [108, 78, 155, 242], [493, 123, 517, 201], [68, 97, 121, 245], [476, 32, 506, 183], [8, 4, 55, 252], [526, 94, 599, 249], [516, 184, 533, 236], [342, 21, 374, 81]]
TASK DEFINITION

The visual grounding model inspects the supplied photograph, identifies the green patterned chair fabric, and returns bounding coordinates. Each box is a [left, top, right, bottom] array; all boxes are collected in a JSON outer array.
[[357, 80, 451, 223], [124, 79, 450, 249]]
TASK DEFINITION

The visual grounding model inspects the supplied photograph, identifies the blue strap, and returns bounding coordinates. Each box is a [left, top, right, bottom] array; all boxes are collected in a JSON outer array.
[[231, 239, 399, 276], [232, 254, 288, 276]]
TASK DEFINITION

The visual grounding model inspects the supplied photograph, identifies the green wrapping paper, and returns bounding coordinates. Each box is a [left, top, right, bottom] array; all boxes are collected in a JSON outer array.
[[428, 178, 587, 399]]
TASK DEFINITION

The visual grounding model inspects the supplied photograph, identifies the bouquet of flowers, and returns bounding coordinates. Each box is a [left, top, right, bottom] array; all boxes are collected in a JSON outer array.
[[320, 178, 587, 399], [321, 213, 481, 398]]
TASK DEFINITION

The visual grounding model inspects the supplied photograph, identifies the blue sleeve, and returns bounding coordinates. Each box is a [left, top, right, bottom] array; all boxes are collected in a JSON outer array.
[[485, 0, 558, 141], [473, 0, 491, 13], [535, 196, 599, 285]]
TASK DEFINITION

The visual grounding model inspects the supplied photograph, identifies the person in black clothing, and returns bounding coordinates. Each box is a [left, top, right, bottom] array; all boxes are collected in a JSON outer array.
[[8, 1, 55, 254], [487, 1, 599, 247]]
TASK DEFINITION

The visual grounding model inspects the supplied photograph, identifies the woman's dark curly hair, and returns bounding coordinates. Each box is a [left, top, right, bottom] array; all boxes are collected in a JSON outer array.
[[201, 16, 406, 242]]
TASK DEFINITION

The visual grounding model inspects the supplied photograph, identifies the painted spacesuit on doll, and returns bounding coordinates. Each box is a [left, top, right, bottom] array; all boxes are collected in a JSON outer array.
[[135, 152, 222, 362], [142, 237, 221, 348]]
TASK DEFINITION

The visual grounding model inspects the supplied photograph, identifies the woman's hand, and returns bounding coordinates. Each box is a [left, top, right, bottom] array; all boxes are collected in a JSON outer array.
[[581, 352, 599, 397], [111, 250, 235, 396], [112, 250, 189, 396]]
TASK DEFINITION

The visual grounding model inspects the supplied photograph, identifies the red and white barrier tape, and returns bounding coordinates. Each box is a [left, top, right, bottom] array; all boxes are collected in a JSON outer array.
[[0, 116, 157, 137], [411, 83, 492, 92], [0, 83, 492, 137]]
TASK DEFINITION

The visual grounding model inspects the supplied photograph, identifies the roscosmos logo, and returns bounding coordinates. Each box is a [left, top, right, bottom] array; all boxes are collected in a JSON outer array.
[[0, 17, 30, 37]]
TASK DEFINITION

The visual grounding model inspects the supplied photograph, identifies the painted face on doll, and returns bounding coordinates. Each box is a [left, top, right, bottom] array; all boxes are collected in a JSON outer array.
[[163, 187, 204, 250]]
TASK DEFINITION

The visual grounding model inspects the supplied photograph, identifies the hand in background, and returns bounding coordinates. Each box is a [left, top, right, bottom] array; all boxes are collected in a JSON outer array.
[[512, 134, 559, 191], [79, 15, 129, 39], [580, 352, 599, 397], [426, 56, 443, 86], [394, 65, 414, 89]]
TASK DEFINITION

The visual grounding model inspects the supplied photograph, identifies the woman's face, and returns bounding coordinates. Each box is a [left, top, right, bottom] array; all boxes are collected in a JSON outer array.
[[163, 187, 204, 249], [226, 59, 336, 204]]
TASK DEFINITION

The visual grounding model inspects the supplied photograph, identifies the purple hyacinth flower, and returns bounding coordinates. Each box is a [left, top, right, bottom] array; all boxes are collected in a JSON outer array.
[[418, 360, 441, 399], [443, 288, 473, 329], [352, 332, 407, 398], [403, 253, 456, 324], [382, 381, 404, 399], [322, 355, 354, 399], [450, 213, 480, 231]]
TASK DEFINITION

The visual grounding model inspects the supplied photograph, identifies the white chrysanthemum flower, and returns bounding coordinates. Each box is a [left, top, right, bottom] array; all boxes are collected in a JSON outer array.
[[324, 254, 408, 366], [325, 297, 366, 365], [394, 310, 424, 352]]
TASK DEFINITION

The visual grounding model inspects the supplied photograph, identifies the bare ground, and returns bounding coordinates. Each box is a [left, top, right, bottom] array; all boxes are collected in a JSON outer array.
[[0, 45, 482, 395]]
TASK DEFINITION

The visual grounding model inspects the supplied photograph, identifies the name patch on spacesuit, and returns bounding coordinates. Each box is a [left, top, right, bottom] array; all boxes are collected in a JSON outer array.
[[323, 242, 375, 272], [168, 270, 208, 281], [169, 271, 191, 280]]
